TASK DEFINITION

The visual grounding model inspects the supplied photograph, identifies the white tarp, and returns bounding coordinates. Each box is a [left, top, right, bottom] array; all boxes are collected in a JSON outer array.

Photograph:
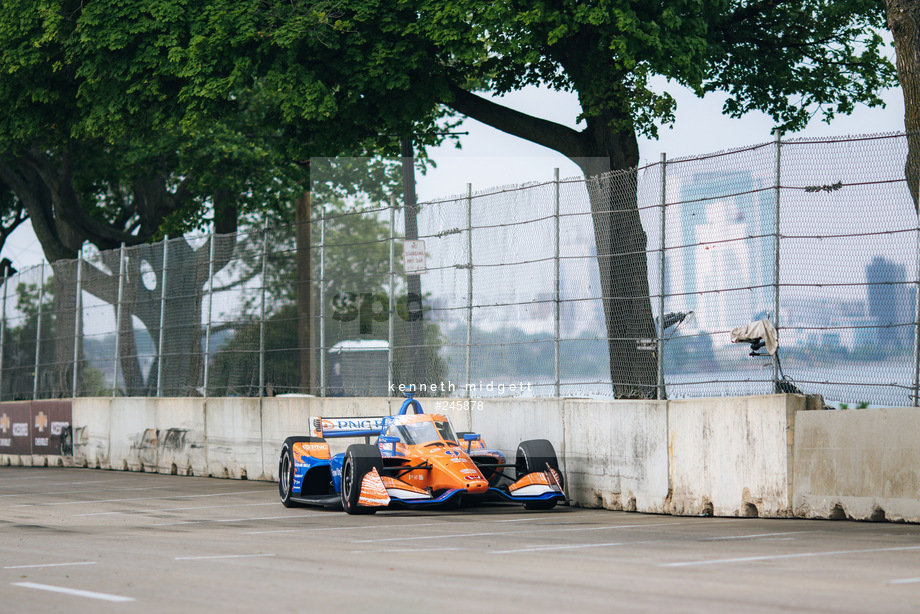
[[730, 319, 778, 356]]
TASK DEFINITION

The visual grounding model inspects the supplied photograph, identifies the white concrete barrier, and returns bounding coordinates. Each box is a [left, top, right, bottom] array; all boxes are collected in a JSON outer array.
[[794, 407, 920, 522], [667, 395, 801, 518], [468, 398, 565, 462], [8, 394, 919, 523], [563, 399, 668, 513], [155, 398, 206, 476], [205, 398, 261, 479], [108, 397, 158, 472]]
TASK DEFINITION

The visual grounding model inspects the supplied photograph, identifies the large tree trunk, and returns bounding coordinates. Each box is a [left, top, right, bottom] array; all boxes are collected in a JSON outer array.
[[0, 150, 238, 398], [887, 0, 920, 210], [51, 261, 78, 397], [75, 241, 203, 396], [446, 87, 659, 398], [578, 127, 658, 399], [401, 135, 425, 393], [295, 193, 313, 394], [76, 233, 236, 397]]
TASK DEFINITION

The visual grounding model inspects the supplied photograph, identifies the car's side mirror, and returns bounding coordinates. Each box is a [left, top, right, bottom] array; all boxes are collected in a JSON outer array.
[[463, 433, 481, 453], [379, 435, 400, 454]]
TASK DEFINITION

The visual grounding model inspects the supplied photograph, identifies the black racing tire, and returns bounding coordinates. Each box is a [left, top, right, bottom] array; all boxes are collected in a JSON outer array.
[[279, 436, 325, 508], [515, 439, 563, 510], [341, 444, 385, 515]]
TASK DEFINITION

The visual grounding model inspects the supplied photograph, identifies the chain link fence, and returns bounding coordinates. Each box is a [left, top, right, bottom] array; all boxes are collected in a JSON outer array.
[[0, 132, 917, 406]]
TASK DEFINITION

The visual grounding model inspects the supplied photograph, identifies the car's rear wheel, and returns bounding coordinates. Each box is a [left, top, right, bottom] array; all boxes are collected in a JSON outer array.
[[515, 439, 563, 510], [279, 436, 324, 508], [341, 444, 384, 515]]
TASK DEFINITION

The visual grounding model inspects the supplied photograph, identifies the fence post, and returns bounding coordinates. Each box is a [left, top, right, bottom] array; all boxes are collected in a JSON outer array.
[[772, 128, 782, 389], [553, 169, 561, 397], [33, 262, 45, 400], [156, 236, 169, 397], [202, 232, 216, 397], [72, 251, 83, 398], [388, 195, 396, 395], [112, 244, 126, 397], [319, 205, 327, 397], [658, 153, 667, 400], [466, 183, 473, 393], [0, 266, 9, 401], [259, 225, 268, 397], [913, 207, 920, 405]]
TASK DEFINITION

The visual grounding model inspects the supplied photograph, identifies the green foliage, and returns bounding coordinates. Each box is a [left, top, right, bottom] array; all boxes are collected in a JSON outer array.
[[169, 0, 895, 146], [209, 185, 448, 396], [0, 0, 893, 244]]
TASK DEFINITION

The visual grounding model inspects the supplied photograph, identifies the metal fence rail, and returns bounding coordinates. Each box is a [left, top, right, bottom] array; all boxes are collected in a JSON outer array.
[[0, 131, 916, 406]]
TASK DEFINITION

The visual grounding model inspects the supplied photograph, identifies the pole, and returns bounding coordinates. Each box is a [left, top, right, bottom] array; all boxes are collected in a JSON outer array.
[[295, 194, 313, 394], [259, 225, 268, 397], [0, 266, 9, 401], [319, 204, 327, 397], [33, 262, 45, 400], [466, 183, 473, 392], [658, 153, 668, 400], [914, 206, 920, 405], [156, 236, 169, 397], [72, 251, 83, 398], [772, 129, 782, 389], [202, 232, 217, 397], [553, 169, 561, 397], [112, 244, 126, 397], [388, 195, 396, 395], [401, 133, 424, 390]]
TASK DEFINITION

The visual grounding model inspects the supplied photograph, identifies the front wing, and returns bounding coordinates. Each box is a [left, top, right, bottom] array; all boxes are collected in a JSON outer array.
[[356, 469, 565, 509]]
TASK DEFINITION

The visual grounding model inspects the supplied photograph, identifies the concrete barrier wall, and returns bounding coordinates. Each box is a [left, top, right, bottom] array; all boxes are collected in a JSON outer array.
[[563, 399, 668, 513], [5, 394, 919, 522], [668, 395, 801, 518], [794, 407, 920, 523]]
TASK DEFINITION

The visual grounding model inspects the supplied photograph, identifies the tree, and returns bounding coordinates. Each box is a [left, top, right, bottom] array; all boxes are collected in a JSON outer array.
[[208, 191, 448, 396], [1, 1, 894, 398], [0, 183, 27, 259], [885, 0, 920, 210], [0, 2, 307, 395], [176, 0, 894, 397]]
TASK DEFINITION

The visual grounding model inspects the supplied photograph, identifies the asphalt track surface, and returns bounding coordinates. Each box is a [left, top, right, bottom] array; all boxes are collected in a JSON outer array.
[[2, 467, 920, 613]]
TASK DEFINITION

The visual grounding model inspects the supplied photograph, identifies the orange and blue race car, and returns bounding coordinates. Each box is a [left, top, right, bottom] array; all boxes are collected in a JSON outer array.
[[278, 392, 565, 514]]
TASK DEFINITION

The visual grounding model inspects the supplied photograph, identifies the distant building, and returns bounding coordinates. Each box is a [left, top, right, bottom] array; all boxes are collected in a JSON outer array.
[[668, 170, 774, 341], [865, 256, 911, 348]]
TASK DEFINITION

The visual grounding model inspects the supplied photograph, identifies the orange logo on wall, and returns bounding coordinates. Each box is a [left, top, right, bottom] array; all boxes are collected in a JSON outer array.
[[0, 414, 9, 434], [34, 411, 48, 432]]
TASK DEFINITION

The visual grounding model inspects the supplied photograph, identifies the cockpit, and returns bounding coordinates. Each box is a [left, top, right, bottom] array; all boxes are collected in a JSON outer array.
[[384, 414, 458, 447]]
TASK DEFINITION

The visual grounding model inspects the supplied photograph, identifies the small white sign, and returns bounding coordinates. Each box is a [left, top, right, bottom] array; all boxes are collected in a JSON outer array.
[[404, 240, 426, 274]]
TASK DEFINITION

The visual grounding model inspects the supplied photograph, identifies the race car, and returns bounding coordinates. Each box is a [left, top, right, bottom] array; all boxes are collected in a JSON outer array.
[[278, 391, 565, 514]]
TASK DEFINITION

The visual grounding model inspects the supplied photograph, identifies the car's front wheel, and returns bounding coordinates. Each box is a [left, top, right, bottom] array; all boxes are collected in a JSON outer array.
[[341, 444, 384, 515], [279, 436, 323, 508], [515, 439, 563, 510]]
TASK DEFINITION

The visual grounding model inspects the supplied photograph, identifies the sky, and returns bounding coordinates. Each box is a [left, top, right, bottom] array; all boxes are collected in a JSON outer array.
[[415, 77, 907, 200], [1, 43, 907, 271]]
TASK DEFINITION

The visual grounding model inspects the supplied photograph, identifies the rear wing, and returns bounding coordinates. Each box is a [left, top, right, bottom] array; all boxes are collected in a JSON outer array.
[[311, 416, 388, 439]]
